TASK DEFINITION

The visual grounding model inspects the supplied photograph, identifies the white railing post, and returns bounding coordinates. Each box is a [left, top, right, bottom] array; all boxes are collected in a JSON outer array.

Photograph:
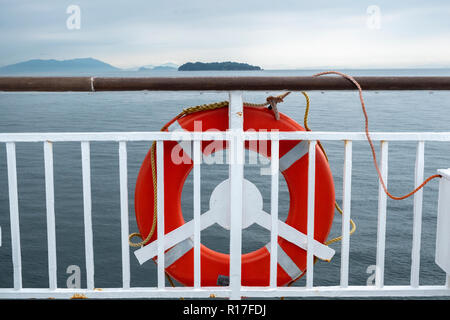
[[119, 141, 130, 289], [6, 142, 22, 290], [411, 141, 425, 287], [193, 138, 202, 288], [228, 92, 244, 300], [44, 141, 57, 290], [436, 169, 450, 287], [376, 141, 389, 288], [340, 140, 352, 288], [156, 140, 165, 289], [306, 140, 317, 288], [81, 141, 95, 290], [269, 138, 279, 288]]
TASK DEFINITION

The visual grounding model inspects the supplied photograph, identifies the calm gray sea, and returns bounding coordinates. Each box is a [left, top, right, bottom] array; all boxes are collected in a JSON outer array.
[[1, 69, 450, 292]]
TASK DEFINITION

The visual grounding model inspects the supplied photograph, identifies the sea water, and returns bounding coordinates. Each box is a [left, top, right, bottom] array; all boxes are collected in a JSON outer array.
[[1, 69, 450, 291]]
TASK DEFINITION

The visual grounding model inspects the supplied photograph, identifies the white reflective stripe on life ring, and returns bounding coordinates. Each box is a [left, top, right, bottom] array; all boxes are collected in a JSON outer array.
[[167, 120, 192, 159], [265, 242, 302, 280], [156, 237, 194, 267], [279, 140, 309, 172], [167, 120, 183, 132]]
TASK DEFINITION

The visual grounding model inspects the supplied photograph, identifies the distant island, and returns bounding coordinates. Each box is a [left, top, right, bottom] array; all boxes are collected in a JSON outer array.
[[178, 61, 262, 71], [0, 58, 119, 74]]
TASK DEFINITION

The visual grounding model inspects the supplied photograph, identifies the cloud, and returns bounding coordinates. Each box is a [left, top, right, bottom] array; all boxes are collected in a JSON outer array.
[[0, 0, 449, 68]]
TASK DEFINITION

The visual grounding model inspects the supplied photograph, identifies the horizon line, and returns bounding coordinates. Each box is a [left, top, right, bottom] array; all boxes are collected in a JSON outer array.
[[1, 57, 450, 71]]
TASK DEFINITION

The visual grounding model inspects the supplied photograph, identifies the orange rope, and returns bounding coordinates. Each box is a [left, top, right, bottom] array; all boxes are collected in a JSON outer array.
[[312, 71, 442, 200]]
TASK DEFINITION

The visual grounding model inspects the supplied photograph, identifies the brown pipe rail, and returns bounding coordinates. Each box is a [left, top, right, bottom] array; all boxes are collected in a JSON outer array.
[[1, 76, 450, 91]]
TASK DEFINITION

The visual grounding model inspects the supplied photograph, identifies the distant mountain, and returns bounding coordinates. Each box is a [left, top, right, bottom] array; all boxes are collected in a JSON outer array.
[[139, 64, 155, 70], [138, 65, 177, 72], [179, 61, 262, 71], [153, 66, 177, 71], [159, 62, 179, 69], [0, 58, 120, 74], [138, 63, 179, 71]]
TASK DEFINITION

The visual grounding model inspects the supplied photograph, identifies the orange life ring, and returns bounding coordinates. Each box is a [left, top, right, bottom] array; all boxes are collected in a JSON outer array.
[[134, 106, 335, 286]]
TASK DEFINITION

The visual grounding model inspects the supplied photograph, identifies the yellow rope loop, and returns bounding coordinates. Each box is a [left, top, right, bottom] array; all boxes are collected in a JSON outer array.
[[302, 91, 311, 131], [299, 91, 356, 246], [245, 101, 268, 107], [182, 101, 229, 115], [128, 142, 158, 248], [325, 214, 357, 245]]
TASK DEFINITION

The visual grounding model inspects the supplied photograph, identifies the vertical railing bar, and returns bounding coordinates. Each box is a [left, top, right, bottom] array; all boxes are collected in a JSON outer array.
[[44, 141, 57, 290], [340, 140, 352, 288], [119, 141, 130, 289], [411, 141, 425, 288], [6, 142, 22, 290], [306, 140, 317, 289], [376, 141, 389, 289], [410, 141, 425, 288], [446, 274, 450, 288], [81, 141, 94, 290], [269, 138, 279, 288], [193, 138, 201, 288], [228, 92, 244, 300], [156, 140, 165, 289]]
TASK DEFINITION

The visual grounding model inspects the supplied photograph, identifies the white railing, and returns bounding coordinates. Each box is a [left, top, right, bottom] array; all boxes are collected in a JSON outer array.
[[0, 92, 450, 299]]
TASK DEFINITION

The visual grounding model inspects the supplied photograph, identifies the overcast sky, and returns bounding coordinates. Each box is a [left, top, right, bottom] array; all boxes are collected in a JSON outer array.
[[1, 1, 450, 69]]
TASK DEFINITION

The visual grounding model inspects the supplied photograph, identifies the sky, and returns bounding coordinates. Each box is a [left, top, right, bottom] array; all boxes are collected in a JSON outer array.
[[1, 0, 450, 69]]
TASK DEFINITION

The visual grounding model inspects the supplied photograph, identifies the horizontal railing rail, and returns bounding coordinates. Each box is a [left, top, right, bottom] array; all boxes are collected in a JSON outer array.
[[2, 131, 450, 143], [1, 76, 450, 91]]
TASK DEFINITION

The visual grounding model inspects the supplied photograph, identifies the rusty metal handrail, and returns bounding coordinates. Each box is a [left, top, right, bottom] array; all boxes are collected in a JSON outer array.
[[1, 76, 450, 91]]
